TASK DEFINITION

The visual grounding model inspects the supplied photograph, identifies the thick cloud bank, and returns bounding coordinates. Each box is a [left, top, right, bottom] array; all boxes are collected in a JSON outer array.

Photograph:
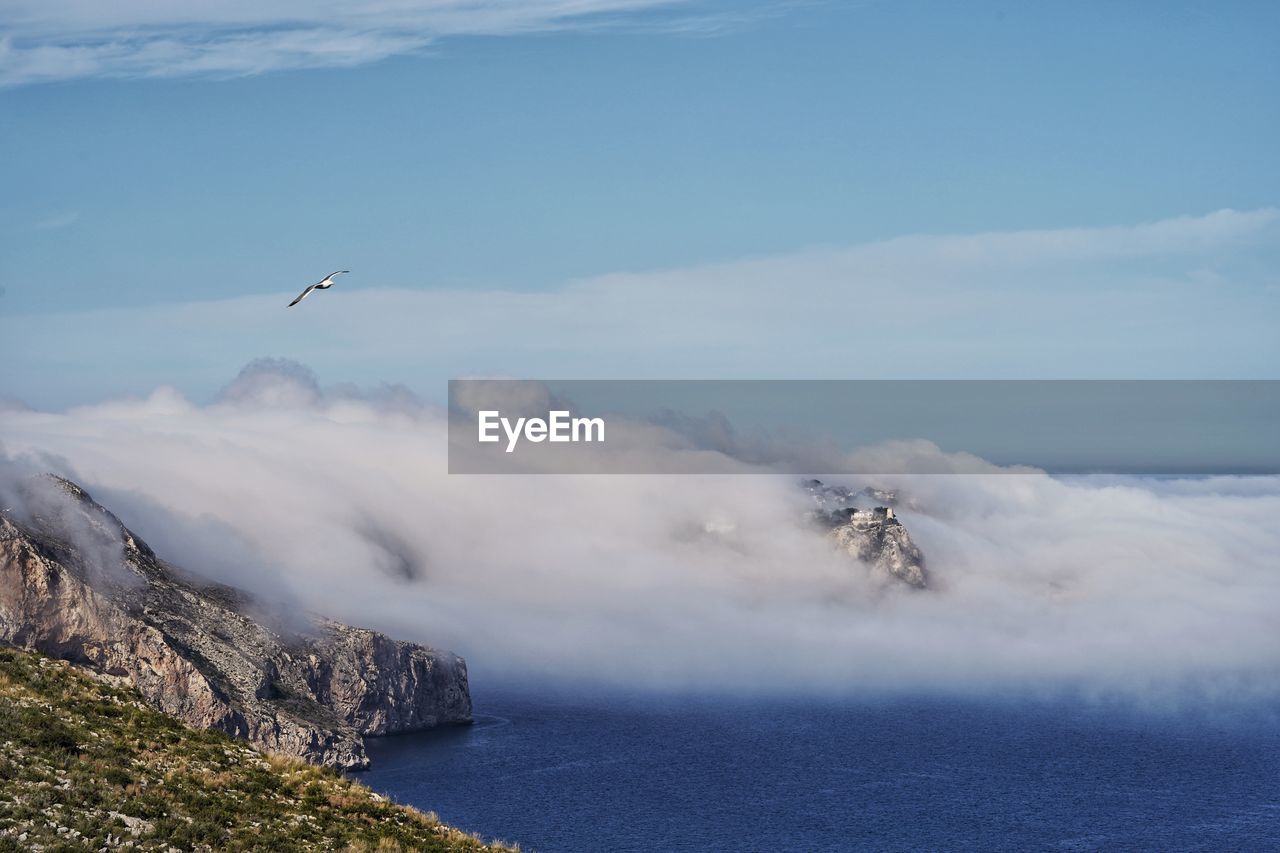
[[3, 362, 1278, 703]]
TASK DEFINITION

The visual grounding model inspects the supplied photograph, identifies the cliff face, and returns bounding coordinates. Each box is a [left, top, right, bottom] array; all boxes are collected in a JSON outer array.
[[0, 476, 471, 769], [803, 480, 928, 588]]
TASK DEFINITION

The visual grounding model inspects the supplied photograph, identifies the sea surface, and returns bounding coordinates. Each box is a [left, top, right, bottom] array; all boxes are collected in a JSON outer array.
[[357, 689, 1280, 852]]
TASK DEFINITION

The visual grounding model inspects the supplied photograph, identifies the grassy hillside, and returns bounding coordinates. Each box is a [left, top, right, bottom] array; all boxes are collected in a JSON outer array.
[[0, 645, 516, 852]]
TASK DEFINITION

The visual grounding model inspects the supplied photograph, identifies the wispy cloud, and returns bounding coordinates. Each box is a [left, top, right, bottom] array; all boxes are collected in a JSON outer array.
[[0, 0, 714, 86], [2, 208, 1277, 408]]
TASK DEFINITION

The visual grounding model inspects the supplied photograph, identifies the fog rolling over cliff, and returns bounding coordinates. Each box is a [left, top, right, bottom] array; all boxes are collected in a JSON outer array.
[[0, 473, 471, 769], [2, 362, 1279, 702]]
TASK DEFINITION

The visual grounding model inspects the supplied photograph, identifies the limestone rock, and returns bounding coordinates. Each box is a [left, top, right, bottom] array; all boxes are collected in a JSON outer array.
[[0, 475, 470, 769], [803, 480, 927, 588]]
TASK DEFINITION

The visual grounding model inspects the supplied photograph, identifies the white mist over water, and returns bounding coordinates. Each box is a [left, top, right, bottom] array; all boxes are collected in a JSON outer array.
[[3, 361, 1278, 703]]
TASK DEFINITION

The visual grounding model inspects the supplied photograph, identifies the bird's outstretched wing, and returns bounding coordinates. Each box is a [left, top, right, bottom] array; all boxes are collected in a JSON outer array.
[[324, 270, 350, 281], [288, 283, 318, 307]]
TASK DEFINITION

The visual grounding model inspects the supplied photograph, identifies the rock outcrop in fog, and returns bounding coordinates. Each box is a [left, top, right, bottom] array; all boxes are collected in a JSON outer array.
[[804, 480, 927, 588], [0, 476, 471, 770]]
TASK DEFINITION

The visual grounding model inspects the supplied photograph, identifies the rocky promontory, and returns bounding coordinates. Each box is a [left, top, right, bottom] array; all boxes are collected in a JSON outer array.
[[803, 479, 928, 588], [0, 475, 471, 769]]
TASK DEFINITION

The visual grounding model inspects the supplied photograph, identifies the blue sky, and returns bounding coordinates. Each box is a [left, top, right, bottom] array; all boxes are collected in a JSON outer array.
[[1, 0, 1277, 407]]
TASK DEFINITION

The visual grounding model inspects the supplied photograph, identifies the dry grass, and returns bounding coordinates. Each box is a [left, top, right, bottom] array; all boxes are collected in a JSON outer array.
[[0, 644, 519, 852]]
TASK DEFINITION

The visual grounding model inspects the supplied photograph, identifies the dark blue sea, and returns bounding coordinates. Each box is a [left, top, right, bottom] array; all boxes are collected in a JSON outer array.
[[357, 689, 1280, 852]]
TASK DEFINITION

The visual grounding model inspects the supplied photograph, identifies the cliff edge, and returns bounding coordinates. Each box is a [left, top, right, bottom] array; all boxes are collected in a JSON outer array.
[[0, 475, 471, 770]]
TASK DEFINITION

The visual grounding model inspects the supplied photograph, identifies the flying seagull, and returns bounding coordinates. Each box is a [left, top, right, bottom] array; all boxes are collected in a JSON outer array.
[[288, 270, 349, 307]]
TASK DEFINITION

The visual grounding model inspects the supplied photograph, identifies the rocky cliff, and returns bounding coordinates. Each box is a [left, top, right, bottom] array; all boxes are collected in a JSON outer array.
[[0, 475, 471, 770], [803, 480, 928, 588], [0, 645, 509, 851]]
